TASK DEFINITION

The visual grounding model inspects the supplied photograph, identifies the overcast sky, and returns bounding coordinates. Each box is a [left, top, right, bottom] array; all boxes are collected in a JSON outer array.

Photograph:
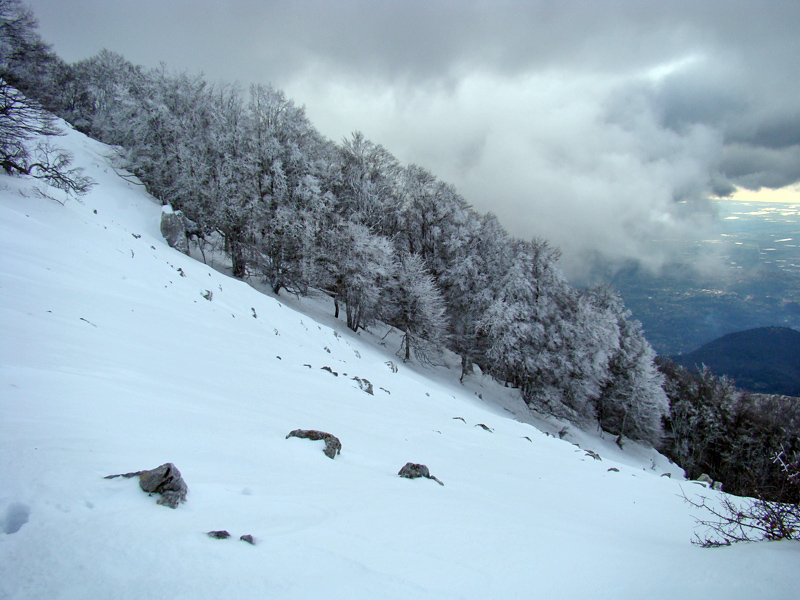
[[26, 0, 800, 277]]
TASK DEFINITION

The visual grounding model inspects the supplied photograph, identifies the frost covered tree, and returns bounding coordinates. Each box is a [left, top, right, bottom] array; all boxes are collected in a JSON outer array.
[[333, 131, 400, 235], [439, 212, 512, 380], [0, 79, 92, 194], [0, 0, 63, 112], [0, 1, 91, 195], [317, 220, 395, 331], [480, 241, 572, 410], [395, 165, 461, 267], [385, 252, 449, 364], [590, 286, 668, 445], [479, 239, 625, 424], [247, 84, 332, 292]]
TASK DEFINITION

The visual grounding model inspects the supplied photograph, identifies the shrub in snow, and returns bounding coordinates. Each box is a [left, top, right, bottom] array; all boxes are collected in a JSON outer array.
[[286, 429, 342, 459]]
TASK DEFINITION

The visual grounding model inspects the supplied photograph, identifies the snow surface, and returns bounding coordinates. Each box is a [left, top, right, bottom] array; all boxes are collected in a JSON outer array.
[[1, 124, 798, 599]]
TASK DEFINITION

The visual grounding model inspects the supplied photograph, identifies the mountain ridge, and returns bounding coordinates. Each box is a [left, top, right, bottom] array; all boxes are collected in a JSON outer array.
[[671, 326, 800, 397]]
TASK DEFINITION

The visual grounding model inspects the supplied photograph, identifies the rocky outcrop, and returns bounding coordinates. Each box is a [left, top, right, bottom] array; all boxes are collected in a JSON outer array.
[[160, 205, 200, 254], [286, 429, 342, 459]]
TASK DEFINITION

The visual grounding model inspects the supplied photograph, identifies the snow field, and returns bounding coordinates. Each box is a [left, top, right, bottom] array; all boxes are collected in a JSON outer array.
[[1, 124, 798, 599]]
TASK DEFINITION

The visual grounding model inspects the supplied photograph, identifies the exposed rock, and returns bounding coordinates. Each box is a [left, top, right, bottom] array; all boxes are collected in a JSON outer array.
[[286, 429, 341, 459], [475, 423, 493, 432], [160, 205, 200, 254], [352, 376, 374, 395], [607, 468, 620, 472], [321, 366, 338, 376], [139, 463, 188, 508], [240, 534, 255, 545], [398, 462, 444, 486], [696, 473, 713, 487], [713, 481, 723, 491], [207, 530, 230, 539], [584, 450, 602, 461], [661, 473, 672, 478], [452, 416, 466, 423], [105, 463, 188, 508]]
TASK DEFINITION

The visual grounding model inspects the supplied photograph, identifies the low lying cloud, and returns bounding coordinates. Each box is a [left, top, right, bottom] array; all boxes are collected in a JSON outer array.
[[30, 0, 800, 278]]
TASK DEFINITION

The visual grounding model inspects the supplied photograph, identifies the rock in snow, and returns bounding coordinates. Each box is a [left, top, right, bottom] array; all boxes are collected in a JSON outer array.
[[105, 463, 188, 508], [398, 462, 444, 486], [286, 429, 342, 459], [160, 205, 200, 254], [139, 463, 189, 508]]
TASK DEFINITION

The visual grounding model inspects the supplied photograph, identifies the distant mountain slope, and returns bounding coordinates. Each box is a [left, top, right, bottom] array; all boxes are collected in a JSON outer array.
[[671, 326, 800, 396]]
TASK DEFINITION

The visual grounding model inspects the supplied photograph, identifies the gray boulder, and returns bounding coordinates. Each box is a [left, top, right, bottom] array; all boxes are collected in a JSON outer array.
[[696, 473, 713, 487], [160, 205, 200, 254], [139, 463, 188, 508], [105, 462, 188, 508], [398, 462, 444, 486], [286, 429, 342, 459]]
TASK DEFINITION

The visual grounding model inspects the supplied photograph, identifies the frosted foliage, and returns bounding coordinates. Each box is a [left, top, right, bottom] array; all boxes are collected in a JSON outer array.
[[593, 288, 669, 444], [320, 220, 395, 332], [386, 252, 449, 363]]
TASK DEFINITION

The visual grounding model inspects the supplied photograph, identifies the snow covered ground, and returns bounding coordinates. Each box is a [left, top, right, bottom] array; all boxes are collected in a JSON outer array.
[[1, 124, 798, 599]]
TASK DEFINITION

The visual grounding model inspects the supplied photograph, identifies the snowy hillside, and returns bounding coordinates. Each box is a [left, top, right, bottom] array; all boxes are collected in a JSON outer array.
[[1, 125, 798, 599]]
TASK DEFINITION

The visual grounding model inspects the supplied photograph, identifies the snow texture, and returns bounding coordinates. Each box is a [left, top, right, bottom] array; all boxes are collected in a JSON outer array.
[[1, 122, 798, 599]]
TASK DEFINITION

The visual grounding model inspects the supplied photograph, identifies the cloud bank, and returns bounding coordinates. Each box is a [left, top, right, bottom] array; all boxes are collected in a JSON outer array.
[[28, 0, 800, 277]]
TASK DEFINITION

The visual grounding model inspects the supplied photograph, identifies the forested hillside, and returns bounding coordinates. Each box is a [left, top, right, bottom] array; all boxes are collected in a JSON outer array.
[[0, 0, 669, 443]]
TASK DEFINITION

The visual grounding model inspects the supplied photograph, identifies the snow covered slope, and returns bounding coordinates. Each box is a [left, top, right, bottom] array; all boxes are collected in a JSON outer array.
[[1, 125, 797, 599]]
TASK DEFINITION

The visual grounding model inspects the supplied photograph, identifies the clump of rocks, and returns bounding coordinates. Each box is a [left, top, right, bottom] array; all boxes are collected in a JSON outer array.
[[286, 429, 342, 459], [207, 531, 256, 545]]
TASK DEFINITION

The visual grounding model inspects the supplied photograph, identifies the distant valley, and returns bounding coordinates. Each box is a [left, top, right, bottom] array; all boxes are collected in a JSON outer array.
[[607, 201, 800, 356], [670, 326, 800, 397]]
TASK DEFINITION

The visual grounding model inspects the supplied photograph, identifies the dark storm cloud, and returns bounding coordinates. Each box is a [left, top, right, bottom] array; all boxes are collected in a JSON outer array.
[[26, 0, 800, 276]]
